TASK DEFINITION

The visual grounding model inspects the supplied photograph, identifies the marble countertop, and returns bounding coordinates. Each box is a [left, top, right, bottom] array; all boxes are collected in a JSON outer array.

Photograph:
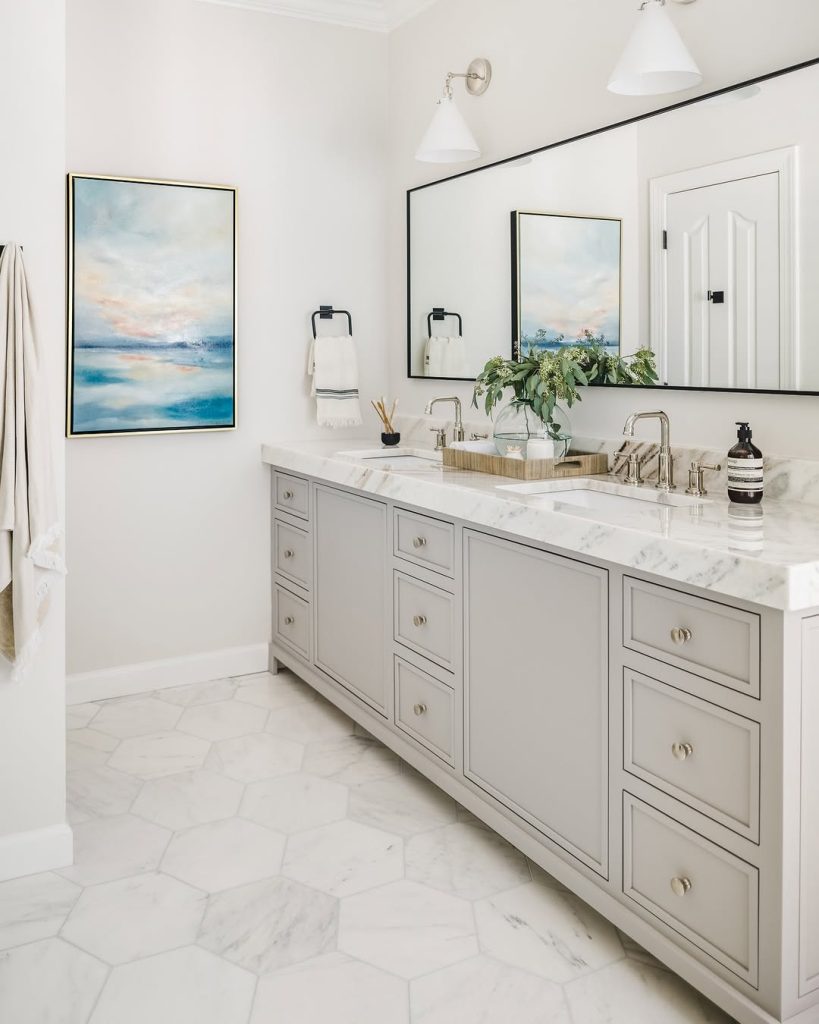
[[262, 438, 819, 612]]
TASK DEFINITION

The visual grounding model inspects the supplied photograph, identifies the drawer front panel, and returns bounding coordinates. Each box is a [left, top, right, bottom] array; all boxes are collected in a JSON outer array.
[[394, 508, 455, 578], [625, 671, 759, 840], [274, 472, 310, 521], [624, 795, 758, 985], [274, 585, 310, 660], [395, 658, 455, 765], [394, 572, 455, 671], [274, 520, 311, 591], [623, 577, 760, 697]]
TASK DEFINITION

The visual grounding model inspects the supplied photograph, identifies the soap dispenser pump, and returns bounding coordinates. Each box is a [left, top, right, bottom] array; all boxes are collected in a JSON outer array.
[[727, 422, 763, 504]]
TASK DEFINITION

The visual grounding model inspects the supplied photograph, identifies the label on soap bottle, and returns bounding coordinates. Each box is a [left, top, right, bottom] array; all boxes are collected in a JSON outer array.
[[727, 457, 764, 493]]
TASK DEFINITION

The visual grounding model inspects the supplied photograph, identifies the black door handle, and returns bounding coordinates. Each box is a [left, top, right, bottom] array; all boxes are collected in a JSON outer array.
[[708, 290, 725, 304]]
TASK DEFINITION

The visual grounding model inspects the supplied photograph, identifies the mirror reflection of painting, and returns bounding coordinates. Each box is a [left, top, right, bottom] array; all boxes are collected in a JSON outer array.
[[513, 211, 622, 360], [68, 174, 237, 437]]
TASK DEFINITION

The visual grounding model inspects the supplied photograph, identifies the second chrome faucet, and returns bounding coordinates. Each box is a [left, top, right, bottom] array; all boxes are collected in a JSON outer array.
[[622, 410, 675, 491]]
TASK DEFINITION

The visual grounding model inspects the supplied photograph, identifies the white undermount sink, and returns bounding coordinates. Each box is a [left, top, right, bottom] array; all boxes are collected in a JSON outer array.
[[336, 448, 443, 471], [497, 478, 708, 513]]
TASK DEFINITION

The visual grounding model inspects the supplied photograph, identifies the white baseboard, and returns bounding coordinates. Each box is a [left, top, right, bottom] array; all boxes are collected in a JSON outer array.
[[66, 643, 269, 705], [0, 823, 73, 881]]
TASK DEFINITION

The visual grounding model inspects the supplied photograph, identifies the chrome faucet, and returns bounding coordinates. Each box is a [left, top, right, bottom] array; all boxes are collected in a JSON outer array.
[[623, 410, 675, 491], [424, 397, 465, 449]]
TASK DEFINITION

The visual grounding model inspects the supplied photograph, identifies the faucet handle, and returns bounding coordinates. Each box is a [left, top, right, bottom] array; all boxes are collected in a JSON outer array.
[[613, 451, 642, 486], [430, 426, 448, 451], [685, 461, 722, 497]]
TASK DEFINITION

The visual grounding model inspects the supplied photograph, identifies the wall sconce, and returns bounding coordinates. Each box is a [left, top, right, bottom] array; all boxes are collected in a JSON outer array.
[[608, 0, 702, 97], [415, 58, 492, 164]]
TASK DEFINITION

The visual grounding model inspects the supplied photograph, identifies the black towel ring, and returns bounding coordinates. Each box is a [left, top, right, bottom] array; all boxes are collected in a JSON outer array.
[[311, 305, 353, 339], [427, 307, 463, 338]]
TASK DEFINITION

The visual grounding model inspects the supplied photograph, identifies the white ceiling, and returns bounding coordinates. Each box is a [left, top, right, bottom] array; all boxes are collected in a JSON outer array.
[[197, 0, 439, 32]]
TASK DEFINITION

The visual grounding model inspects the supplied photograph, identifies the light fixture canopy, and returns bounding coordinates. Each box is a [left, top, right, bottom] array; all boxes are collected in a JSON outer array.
[[608, 0, 702, 97], [415, 58, 492, 164]]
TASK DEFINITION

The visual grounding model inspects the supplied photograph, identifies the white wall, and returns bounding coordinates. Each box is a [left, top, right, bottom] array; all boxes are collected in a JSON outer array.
[[66, 0, 388, 679], [0, 0, 70, 876], [388, 0, 819, 457]]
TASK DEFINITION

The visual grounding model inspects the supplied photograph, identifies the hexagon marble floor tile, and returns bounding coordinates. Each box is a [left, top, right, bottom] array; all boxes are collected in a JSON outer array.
[[0, 670, 736, 1024]]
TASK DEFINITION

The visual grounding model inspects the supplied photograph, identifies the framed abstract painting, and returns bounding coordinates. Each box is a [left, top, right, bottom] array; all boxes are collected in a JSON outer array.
[[511, 210, 621, 360], [67, 173, 237, 437]]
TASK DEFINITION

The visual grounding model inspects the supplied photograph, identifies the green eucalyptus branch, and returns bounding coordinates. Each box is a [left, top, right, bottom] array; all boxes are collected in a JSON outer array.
[[472, 332, 658, 431]]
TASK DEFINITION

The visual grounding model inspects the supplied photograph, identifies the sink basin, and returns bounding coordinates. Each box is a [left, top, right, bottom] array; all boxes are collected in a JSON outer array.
[[497, 479, 708, 512], [336, 448, 443, 471]]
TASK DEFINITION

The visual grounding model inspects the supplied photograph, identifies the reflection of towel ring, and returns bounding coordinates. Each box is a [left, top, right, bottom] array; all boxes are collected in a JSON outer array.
[[427, 307, 463, 337], [311, 305, 353, 339]]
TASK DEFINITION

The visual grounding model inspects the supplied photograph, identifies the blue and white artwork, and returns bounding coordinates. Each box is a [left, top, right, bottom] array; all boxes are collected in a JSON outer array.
[[515, 211, 621, 359], [69, 175, 236, 436]]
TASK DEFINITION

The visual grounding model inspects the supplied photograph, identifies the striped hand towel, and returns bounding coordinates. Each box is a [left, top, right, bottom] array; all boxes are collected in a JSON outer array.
[[307, 334, 363, 428]]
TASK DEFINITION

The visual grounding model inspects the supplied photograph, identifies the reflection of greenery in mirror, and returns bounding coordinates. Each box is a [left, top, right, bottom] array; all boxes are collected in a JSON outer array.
[[473, 343, 657, 437]]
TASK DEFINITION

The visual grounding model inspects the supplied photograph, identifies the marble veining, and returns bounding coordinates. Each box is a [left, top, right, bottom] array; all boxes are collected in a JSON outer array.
[[262, 437, 819, 610], [1, 673, 734, 1023]]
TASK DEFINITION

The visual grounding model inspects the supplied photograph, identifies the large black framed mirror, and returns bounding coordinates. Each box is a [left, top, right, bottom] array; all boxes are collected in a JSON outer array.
[[406, 58, 819, 394]]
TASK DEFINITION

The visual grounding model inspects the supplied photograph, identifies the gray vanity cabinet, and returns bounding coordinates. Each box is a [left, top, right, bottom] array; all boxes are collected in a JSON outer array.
[[463, 529, 609, 877], [314, 485, 389, 714]]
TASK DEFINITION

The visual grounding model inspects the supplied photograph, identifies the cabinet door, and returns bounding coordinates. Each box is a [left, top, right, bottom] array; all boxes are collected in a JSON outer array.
[[315, 485, 388, 715], [464, 530, 609, 875]]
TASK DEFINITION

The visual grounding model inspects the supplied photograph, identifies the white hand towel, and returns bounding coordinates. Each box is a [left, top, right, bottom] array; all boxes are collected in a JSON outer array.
[[441, 336, 466, 377], [0, 244, 65, 679], [306, 334, 362, 428], [424, 336, 447, 377]]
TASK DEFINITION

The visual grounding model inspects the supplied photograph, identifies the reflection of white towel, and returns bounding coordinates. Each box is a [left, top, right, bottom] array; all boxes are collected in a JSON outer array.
[[424, 336, 465, 377], [306, 335, 363, 428], [0, 244, 65, 679]]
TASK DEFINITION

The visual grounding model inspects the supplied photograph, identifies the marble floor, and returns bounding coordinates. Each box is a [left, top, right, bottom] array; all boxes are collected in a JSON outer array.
[[0, 670, 734, 1024]]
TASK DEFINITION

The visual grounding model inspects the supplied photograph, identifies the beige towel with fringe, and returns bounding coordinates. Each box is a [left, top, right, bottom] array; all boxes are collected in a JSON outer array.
[[0, 244, 64, 678]]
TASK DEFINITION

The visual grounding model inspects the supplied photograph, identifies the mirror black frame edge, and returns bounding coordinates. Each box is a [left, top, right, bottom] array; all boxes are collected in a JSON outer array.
[[405, 56, 819, 395]]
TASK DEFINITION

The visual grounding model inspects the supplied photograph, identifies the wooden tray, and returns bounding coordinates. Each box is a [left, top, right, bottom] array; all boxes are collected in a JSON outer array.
[[441, 448, 609, 481]]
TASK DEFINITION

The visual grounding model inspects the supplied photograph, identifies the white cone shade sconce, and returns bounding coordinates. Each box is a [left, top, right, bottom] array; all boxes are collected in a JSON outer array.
[[416, 58, 492, 164], [608, 0, 702, 97]]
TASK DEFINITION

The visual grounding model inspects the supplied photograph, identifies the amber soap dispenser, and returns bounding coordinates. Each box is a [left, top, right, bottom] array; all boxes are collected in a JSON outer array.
[[727, 422, 763, 504]]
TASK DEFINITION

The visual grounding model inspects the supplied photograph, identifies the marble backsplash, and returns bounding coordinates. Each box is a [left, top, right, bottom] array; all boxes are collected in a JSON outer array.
[[395, 413, 819, 508]]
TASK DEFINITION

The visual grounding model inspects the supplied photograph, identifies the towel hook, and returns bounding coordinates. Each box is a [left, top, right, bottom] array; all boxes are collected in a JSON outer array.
[[311, 305, 353, 339], [427, 307, 463, 338]]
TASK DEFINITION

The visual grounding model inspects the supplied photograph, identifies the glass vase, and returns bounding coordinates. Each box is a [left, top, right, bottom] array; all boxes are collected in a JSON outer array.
[[492, 400, 572, 459]]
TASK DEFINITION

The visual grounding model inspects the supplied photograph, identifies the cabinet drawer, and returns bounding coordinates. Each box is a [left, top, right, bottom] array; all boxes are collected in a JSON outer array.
[[625, 671, 760, 841], [394, 571, 455, 671], [273, 520, 311, 591], [623, 795, 758, 986], [274, 472, 310, 521], [395, 657, 455, 765], [623, 577, 760, 698], [394, 508, 455, 578], [274, 585, 310, 660]]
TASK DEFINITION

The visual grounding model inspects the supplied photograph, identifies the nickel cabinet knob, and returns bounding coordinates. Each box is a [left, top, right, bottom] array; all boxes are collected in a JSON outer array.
[[283, 616, 295, 626], [671, 742, 694, 761], [283, 489, 294, 500], [413, 703, 428, 716], [671, 626, 693, 645], [283, 549, 295, 560], [413, 536, 427, 549], [670, 876, 692, 897], [413, 615, 428, 628]]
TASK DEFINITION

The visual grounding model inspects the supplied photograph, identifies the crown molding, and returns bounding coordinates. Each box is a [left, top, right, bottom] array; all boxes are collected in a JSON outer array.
[[196, 0, 438, 32]]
